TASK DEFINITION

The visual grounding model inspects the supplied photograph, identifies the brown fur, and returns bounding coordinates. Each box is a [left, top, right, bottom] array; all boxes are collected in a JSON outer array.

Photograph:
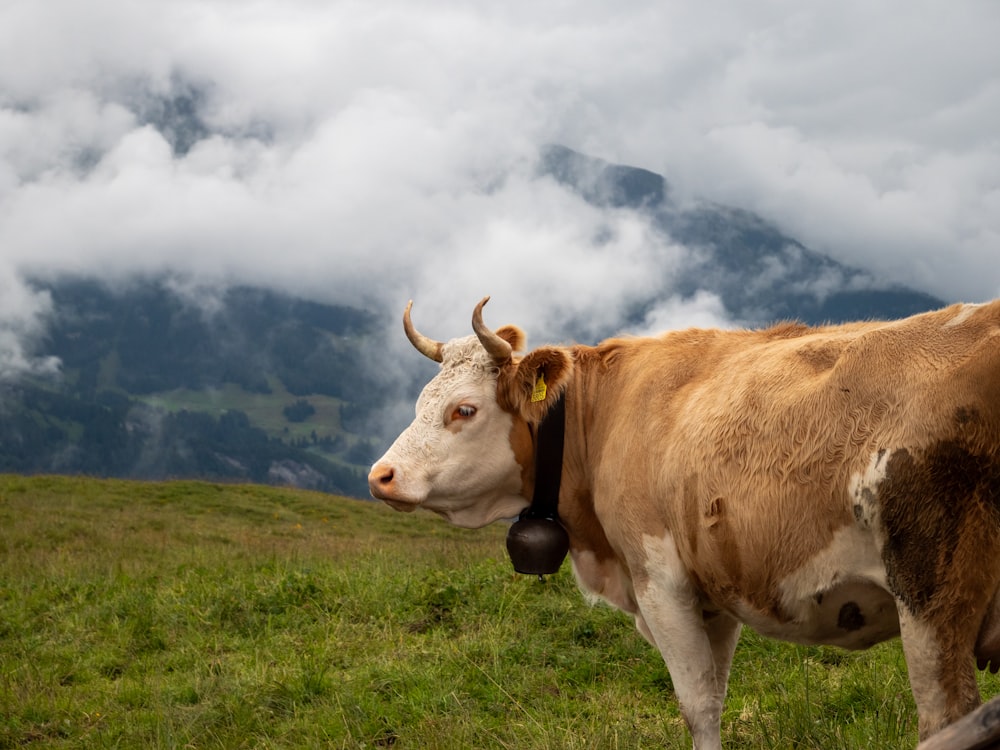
[[508, 416, 535, 500], [495, 324, 527, 354]]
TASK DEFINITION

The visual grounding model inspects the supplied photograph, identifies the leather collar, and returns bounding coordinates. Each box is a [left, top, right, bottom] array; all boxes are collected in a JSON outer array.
[[523, 392, 565, 522]]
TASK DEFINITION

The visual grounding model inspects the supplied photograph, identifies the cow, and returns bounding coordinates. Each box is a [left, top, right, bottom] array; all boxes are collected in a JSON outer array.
[[368, 296, 1000, 749]]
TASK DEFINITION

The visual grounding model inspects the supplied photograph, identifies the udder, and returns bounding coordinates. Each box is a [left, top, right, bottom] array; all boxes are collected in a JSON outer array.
[[748, 579, 901, 649]]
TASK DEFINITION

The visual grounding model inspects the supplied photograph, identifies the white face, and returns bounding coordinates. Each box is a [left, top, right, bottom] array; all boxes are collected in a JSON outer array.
[[369, 334, 531, 528]]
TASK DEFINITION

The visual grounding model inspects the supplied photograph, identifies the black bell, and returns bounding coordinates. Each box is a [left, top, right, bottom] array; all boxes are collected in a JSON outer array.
[[506, 516, 569, 575]]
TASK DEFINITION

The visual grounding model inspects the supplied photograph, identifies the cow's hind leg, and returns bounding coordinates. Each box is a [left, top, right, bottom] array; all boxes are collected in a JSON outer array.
[[898, 606, 980, 739], [890, 520, 996, 738], [876, 443, 1000, 738]]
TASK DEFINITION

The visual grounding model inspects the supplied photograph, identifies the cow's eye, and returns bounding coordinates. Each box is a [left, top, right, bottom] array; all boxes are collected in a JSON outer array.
[[452, 404, 477, 420]]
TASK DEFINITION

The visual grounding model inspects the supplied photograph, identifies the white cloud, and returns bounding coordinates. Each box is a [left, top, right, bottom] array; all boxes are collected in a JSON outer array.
[[403, 173, 691, 343], [0, 263, 59, 381], [0, 0, 998, 383], [635, 291, 736, 337]]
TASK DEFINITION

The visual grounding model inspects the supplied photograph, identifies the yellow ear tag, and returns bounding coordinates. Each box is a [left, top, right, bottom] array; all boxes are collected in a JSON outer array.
[[530, 373, 547, 403]]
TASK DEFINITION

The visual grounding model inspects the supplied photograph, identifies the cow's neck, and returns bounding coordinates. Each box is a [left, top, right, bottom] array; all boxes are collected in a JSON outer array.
[[558, 349, 610, 516], [552, 352, 640, 613]]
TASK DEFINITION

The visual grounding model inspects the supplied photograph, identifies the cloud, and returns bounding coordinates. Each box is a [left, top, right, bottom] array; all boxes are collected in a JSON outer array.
[[635, 291, 736, 337], [0, 0, 997, 385], [630, 4, 1000, 302], [0, 262, 59, 382]]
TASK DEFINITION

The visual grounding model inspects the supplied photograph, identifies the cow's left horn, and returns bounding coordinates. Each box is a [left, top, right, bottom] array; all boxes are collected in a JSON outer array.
[[472, 297, 512, 363], [403, 301, 444, 362]]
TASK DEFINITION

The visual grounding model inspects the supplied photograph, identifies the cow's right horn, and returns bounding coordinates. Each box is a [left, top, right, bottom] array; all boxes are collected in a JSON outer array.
[[403, 301, 444, 362], [472, 296, 512, 363]]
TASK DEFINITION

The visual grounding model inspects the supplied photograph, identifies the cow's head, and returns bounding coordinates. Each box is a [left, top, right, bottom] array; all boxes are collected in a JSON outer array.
[[368, 297, 573, 528]]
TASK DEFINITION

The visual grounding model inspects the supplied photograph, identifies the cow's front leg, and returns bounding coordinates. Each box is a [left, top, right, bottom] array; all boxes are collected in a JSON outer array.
[[635, 535, 741, 750]]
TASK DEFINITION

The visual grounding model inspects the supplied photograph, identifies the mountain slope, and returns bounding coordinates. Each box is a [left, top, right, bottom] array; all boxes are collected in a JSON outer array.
[[539, 144, 944, 325], [1, 280, 383, 496]]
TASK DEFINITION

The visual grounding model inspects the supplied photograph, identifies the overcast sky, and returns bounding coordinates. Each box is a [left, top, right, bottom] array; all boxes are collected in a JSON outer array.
[[1, 0, 998, 379]]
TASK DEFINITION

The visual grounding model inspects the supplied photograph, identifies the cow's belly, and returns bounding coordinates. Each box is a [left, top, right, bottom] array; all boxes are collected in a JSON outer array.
[[736, 578, 900, 649], [727, 524, 900, 649]]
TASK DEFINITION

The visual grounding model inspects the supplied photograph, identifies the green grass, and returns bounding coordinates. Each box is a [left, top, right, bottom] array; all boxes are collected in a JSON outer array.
[[139, 379, 344, 443], [1, 475, 997, 748]]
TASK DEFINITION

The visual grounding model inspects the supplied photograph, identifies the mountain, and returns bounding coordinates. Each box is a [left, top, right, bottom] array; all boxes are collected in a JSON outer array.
[[539, 145, 944, 325], [0, 147, 948, 496]]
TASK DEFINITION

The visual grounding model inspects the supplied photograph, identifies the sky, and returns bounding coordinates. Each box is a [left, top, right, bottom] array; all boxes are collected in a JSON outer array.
[[1, 0, 998, 381]]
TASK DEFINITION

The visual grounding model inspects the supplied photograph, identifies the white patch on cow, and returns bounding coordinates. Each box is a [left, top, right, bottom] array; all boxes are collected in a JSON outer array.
[[945, 302, 985, 328], [847, 448, 891, 531], [638, 531, 727, 750], [639, 531, 693, 599], [754, 525, 900, 649], [371, 334, 529, 528]]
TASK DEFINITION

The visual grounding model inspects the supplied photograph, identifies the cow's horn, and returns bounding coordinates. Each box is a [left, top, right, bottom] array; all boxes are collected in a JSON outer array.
[[403, 301, 444, 362], [472, 296, 512, 363]]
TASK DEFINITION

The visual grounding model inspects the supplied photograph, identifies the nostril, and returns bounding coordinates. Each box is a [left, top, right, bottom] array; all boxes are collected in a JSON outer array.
[[368, 463, 396, 493]]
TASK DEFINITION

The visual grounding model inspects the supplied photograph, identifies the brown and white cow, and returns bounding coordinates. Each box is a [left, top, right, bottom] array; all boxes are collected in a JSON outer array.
[[369, 297, 1000, 749]]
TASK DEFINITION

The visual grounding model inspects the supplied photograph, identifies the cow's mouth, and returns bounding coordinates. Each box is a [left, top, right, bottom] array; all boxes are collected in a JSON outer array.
[[382, 498, 419, 513]]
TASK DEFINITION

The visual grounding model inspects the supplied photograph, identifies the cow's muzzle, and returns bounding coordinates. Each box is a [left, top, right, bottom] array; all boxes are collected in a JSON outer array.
[[368, 462, 418, 512]]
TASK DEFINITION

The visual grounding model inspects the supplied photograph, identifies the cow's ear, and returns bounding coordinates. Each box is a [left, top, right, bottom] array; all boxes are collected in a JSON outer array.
[[498, 346, 573, 422], [496, 325, 526, 354]]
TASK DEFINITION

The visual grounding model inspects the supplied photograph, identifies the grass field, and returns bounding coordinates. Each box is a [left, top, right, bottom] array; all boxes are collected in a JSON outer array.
[[139, 379, 344, 444], [1, 475, 998, 748]]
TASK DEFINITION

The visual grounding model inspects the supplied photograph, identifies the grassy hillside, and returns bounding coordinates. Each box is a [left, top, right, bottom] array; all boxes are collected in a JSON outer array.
[[138, 379, 352, 454], [1, 476, 996, 748]]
